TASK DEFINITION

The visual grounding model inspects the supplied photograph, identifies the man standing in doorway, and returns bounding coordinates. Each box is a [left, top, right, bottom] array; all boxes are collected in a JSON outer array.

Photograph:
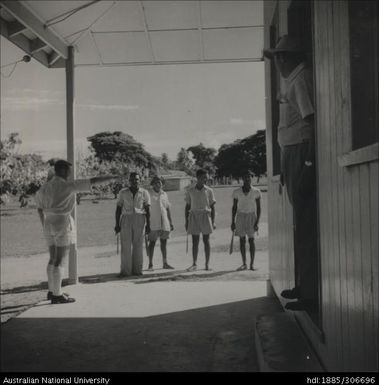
[[264, 35, 318, 311], [36, 159, 117, 304], [115, 172, 151, 277]]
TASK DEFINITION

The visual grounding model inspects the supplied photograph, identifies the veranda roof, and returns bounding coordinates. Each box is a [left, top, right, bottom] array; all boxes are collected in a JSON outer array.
[[0, 1, 263, 68]]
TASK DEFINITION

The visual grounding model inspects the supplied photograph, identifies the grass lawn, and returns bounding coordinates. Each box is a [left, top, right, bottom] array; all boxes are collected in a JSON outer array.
[[1, 186, 267, 258]]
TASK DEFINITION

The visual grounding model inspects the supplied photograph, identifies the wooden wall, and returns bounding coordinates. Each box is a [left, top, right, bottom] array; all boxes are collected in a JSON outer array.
[[312, 0, 378, 372], [264, 0, 379, 372]]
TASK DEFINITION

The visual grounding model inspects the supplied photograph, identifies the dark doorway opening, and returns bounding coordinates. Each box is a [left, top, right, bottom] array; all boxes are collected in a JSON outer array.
[[287, 0, 321, 326]]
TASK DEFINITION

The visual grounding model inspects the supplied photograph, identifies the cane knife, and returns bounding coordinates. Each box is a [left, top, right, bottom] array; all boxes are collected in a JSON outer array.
[[145, 233, 149, 256], [229, 231, 235, 255]]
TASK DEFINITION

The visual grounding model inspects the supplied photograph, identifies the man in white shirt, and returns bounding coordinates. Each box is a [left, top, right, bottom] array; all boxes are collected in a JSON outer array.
[[115, 172, 151, 277], [264, 35, 318, 312], [185, 169, 216, 271], [231, 171, 261, 271], [36, 159, 117, 304], [147, 176, 174, 271]]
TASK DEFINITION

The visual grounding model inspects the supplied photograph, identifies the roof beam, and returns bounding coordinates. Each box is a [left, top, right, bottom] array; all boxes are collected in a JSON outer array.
[[7, 20, 27, 37], [92, 25, 264, 34], [0, 0, 68, 59], [139, 1, 155, 64], [198, 1, 204, 62], [75, 58, 264, 68], [0, 17, 49, 67], [30, 38, 48, 54]]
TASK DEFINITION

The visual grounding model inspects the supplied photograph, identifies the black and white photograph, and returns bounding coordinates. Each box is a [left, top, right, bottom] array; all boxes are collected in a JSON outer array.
[[0, 0, 378, 378]]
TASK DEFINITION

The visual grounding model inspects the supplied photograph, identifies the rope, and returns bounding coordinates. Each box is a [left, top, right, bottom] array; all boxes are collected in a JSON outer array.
[[45, 1, 101, 28], [0, 62, 19, 78]]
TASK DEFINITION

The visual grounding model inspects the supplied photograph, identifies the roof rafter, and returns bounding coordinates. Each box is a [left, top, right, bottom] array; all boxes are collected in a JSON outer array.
[[0, 17, 49, 67], [0, 0, 68, 64], [139, 1, 156, 64]]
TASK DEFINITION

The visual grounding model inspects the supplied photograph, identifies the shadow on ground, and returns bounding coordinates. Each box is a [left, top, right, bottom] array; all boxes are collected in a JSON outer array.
[[1, 296, 283, 372]]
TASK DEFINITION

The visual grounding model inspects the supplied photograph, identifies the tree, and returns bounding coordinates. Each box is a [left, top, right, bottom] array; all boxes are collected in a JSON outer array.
[[187, 143, 217, 176], [1, 133, 49, 197], [214, 130, 266, 181], [175, 148, 194, 175], [87, 131, 157, 173]]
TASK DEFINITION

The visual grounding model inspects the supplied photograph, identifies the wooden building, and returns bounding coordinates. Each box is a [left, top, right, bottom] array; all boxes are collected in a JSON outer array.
[[264, 0, 378, 371]]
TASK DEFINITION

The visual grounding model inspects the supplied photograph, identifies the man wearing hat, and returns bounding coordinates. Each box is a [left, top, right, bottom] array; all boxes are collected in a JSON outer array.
[[36, 160, 117, 304], [264, 35, 318, 311]]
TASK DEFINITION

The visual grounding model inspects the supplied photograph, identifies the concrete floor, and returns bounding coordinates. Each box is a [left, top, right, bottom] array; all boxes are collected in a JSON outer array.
[[1, 280, 283, 372]]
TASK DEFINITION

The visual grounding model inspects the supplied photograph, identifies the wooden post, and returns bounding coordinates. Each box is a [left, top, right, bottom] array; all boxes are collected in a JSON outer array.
[[66, 46, 78, 284]]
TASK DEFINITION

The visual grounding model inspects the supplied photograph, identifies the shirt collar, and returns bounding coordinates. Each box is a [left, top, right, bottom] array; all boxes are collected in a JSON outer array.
[[128, 187, 140, 194], [286, 62, 305, 83]]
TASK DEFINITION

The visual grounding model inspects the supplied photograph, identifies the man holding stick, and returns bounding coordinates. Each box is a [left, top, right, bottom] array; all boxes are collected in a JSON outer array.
[[115, 172, 151, 277]]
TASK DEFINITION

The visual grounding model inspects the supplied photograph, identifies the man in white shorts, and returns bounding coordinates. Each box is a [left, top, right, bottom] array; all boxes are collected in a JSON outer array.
[[36, 160, 117, 304], [185, 169, 216, 271], [147, 176, 174, 271], [231, 171, 261, 271]]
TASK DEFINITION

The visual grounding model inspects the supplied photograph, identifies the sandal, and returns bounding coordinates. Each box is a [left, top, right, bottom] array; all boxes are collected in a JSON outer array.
[[51, 294, 75, 304], [47, 291, 69, 300], [186, 265, 197, 272]]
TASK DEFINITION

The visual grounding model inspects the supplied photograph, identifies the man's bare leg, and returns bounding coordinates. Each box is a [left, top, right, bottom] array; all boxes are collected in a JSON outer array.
[[249, 238, 256, 270], [203, 234, 210, 270]]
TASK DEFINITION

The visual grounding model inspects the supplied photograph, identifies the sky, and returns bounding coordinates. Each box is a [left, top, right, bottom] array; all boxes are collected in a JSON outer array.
[[0, 31, 265, 162]]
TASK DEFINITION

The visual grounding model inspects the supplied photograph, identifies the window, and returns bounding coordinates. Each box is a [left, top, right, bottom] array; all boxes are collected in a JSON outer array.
[[349, 1, 379, 149]]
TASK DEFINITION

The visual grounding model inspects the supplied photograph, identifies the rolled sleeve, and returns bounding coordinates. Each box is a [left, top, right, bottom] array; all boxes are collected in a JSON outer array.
[[208, 189, 216, 206], [68, 179, 92, 194], [144, 190, 151, 206], [294, 77, 314, 119], [163, 193, 171, 208]]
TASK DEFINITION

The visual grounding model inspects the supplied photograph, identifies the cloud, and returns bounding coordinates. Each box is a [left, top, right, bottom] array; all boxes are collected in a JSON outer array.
[[76, 104, 140, 112], [1, 89, 65, 112], [7, 88, 64, 97], [229, 118, 265, 129], [17, 138, 90, 161], [1, 96, 65, 112]]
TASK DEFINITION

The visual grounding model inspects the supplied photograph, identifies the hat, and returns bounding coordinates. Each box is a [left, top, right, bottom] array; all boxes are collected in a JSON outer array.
[[263, 35, 303, 59], [54, 159, 72, 172]]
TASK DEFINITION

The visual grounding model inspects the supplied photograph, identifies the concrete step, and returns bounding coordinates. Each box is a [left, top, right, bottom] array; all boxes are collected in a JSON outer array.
[[255, 312, 324, 372]]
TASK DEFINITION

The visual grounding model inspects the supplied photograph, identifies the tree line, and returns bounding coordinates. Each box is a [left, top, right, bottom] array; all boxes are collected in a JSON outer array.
[[0, 129, 266, 204]]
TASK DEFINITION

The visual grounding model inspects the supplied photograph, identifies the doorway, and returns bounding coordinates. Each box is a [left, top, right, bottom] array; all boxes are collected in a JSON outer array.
[[287, 0, 321, 325]]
